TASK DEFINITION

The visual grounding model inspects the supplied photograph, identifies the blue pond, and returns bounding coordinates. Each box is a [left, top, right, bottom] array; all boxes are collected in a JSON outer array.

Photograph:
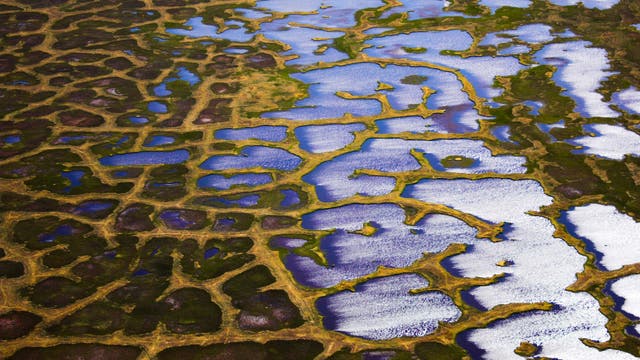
[[148, 101, 168, 113], [197, 173, 272, 190], [100, 150, 190, 166], [62, 170, 85, 193], [280, 189, 300, 207], [144, 135, 176, 147], [176, 67, 200, 85], [214, 126, 287, 142], [203, 195, 261, 207], [3, 135, 21, 144], [153, 84, 171, 97], [72, 200, 116, 217], [129, 116, 149, 124], [167, 17, 254, 42], [204, 247, 220, 259], [159, 210, 199, 229], [154, 67, 201, 96], [295, 123, 365, 153], [200, 146, 302, 171], [223, 47, 249, 54], [39, 224, 74, 243], [133, 268, 151, 277]]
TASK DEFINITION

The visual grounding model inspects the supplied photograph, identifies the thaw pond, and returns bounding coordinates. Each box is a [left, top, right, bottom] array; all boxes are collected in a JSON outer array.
[[562, 204, 640, 270], [568, 124, 640, 160], [263, 63, 479, 120], [535, 41, 618, 118], [196, 173, 273, 190], [612, 87, 640, 114], [295, 124, 366, 153], [317, 274, 461, 340], [304, 138, 526, 202], [402, 178, 631, 359], [215, 126, 288, 142], [100, 150, 190, 166], [610, 275, 640, 335], [200, 146, 302, 171], [364, 30, 525, 100], [167, 17, 254, 42], [285, 203, 477, 287]]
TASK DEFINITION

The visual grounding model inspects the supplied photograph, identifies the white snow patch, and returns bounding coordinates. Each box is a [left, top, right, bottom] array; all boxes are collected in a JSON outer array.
[[263, 63, 477, 120], [365, 31, 524, 100], [402, 178, 631, 359], [256, 0, 384, 27], [286, 203, 477, 287], [610, 274, 640, 336], [295, 123, 366, 153], [568, 124, 640, 160], [497, 45, 529, 55], [548, 0, 620, 10], [610, 274, 640, 320], [381, 0, 472, 20], [535, 41, 618, 118], [375, 110, 481, 134], [304, 139, 526, 202], [317, 274, 461, 339], [479, 0, 531, 13], [563, 204, 640, 270], [612, 86, 640, 114], [259, 20, 347, 66], [505, 24, 554, 43]]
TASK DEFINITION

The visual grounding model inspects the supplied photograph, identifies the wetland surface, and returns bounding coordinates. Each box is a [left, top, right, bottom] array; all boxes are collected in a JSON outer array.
[[1, 0, 640, 359]]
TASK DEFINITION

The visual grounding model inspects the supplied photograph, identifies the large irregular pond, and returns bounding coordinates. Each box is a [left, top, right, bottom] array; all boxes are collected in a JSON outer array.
[[1, 0, 640, 359]]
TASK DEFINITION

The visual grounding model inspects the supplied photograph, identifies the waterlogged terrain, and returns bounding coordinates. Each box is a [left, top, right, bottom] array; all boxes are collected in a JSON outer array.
[[1, 0, 640, 359]]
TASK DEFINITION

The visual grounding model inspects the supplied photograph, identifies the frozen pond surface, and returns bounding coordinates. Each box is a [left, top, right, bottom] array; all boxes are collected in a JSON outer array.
[[295, 123, 366, 153], [535, 41, 618, 118], [402, 178, 632, 359], [479, 0, 531, 12], [167, 17, 254, 42], [317, 274, 461, 340], [263, 63, 479, 120], [100, 150, 189, 166], [491, 126, 513, 143], [480, 23, 554, 50], [269, 236, 308, 250], [548, 0, 620, 9], [365, 31, 525, 100], [200, 146, 302, 171], [537, 120, 565, 141], [612, 87, 640, 114], [256, 0, 384, 28], [376, 111, 480, 134], [143, 135, 175, 147], [610, 275, 640, 335], [568, 124, 640, 160], [196, 173, 272, 190], [380, 0, 472, 20], [286, 203, 477, 287], [304, 138, 526, 202], [215, 126, 288, 142], [562, 204, 640, 270], [259, 20, 347, 66]]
